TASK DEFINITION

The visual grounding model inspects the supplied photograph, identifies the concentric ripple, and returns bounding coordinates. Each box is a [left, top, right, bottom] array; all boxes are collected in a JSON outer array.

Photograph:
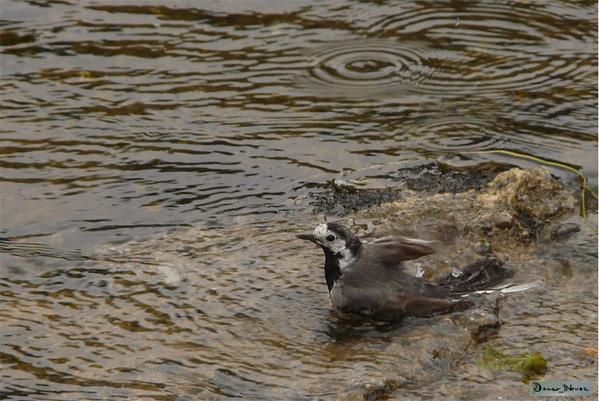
[[409, 117, 506, 152], [297, 40, 434, 97], [364, 3, 596, 96], [409, 52, 589, 95], [369, 2, 594, 49]]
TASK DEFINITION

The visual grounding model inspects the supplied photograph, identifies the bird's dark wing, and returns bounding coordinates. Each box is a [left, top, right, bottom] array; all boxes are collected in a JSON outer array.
[[365, 236, 437, 267], [336, 282, 472, 319], [387, 293, 472, 317]]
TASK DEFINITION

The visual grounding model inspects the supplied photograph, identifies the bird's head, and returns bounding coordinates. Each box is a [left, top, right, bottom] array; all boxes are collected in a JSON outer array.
[[296, 222, 362, 269]]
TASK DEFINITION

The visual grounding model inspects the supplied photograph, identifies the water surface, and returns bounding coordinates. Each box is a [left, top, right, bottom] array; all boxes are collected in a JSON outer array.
[[1, 1, 597, 400]]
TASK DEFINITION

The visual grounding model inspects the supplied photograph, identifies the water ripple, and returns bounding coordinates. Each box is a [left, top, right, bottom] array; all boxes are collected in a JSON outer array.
[[409, 117, 505, 152], [363, 3, 596, 95], [297, 39, 434, 98], [368, 3, 595, 46], [412, 51, 590, 95]]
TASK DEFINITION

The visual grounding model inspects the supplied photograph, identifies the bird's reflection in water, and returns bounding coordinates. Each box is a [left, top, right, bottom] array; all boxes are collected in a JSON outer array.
[[322, 309, 424, 343]]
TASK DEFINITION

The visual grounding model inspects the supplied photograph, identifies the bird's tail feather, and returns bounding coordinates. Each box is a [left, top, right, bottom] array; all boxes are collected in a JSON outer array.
[[468, 281, 539, 295]]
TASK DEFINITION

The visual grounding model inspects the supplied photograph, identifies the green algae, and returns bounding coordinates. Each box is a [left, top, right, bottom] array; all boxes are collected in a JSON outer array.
[[479, 347, 548, 379]]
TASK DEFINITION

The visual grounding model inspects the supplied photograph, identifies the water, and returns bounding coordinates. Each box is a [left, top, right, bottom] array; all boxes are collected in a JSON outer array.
[[1, 1, 597, 400]]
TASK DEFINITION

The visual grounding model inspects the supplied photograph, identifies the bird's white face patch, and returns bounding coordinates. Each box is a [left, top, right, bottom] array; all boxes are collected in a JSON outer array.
[[314, 223, 328, 238], [312, 224, 356, 272]]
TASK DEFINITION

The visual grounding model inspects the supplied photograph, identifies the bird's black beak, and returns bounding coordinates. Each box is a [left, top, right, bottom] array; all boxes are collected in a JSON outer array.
[[296, 233, 319, 244]]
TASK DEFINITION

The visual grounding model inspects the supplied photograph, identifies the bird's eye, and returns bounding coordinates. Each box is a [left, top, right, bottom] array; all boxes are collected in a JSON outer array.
[[326, 235, 335, 242]]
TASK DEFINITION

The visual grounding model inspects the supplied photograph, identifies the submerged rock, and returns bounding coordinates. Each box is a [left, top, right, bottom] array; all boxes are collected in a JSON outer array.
[[391, 161, 513, 194], [351, 167, 578, 263], [309, 178, 403, 216], [309, 161, 514, 216], [483, 168, 575, 219], [478, 168, 576, 240]]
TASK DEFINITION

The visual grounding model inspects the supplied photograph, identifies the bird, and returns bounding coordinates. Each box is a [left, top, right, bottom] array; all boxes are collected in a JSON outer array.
[[297, 222, 513, 321]]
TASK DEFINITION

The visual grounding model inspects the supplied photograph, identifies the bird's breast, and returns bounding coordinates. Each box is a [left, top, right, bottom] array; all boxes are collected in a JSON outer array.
[[328, 281, 347, 309]]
